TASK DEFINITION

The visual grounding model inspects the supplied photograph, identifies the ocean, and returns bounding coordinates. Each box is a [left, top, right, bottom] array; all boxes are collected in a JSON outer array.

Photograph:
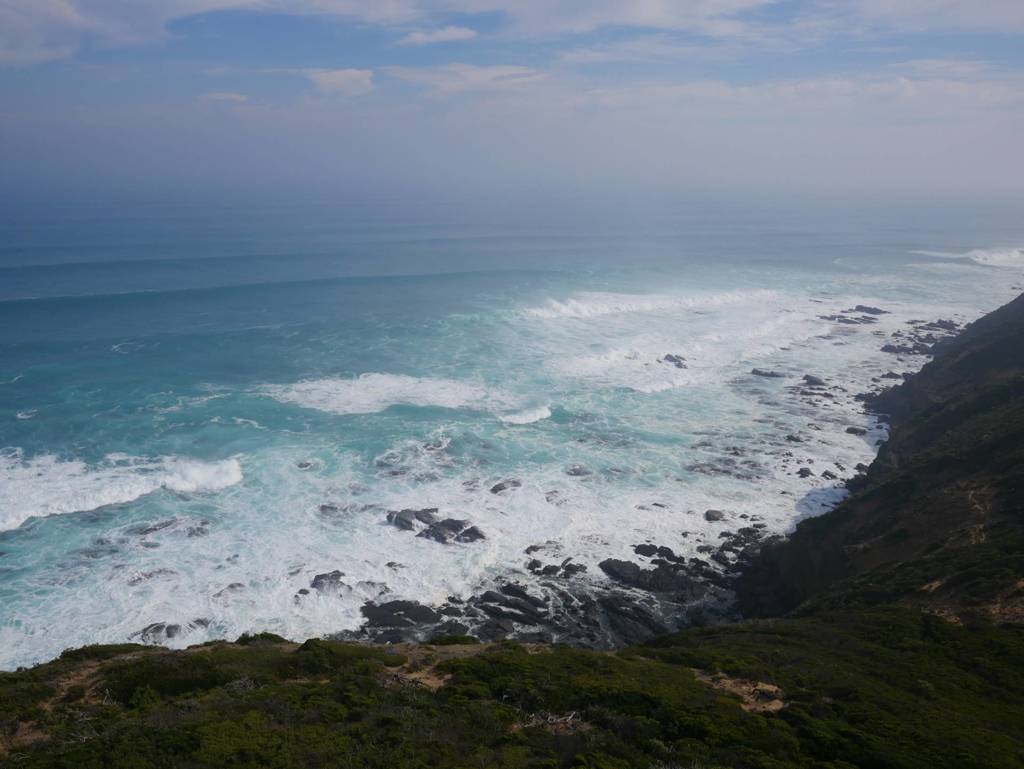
[[1, 196, 1022, 669]]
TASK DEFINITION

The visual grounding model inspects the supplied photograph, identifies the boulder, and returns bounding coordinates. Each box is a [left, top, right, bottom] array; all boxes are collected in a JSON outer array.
[[310, 570, 347, 593], [386, 508, 439, 530]]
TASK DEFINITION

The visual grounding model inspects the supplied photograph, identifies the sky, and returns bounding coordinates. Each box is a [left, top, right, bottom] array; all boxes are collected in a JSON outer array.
[[2, 1, 1024, 203]]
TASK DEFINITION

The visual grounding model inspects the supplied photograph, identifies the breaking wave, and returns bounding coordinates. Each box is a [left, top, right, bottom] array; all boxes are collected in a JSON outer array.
[[911, 247, 1024, 267], [265, 373, 511, 416], [0, 449, 243, 532], [523, 289, 778, 319]]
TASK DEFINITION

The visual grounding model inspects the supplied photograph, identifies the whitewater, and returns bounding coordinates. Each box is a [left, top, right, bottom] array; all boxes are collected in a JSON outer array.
[[1, 201, 1022, 669]]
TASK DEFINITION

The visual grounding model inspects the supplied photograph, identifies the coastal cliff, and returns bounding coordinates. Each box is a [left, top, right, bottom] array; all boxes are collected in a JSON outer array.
[[2, 295, 1024, 768], [737, 292, 1024, 621]]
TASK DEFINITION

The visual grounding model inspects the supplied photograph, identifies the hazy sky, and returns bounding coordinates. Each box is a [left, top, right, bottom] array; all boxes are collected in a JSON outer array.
[[2, 1, 1024, 202]]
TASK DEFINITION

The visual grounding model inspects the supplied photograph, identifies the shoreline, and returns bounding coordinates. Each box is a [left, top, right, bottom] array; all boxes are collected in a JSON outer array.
[[322, 306, 967, 649]]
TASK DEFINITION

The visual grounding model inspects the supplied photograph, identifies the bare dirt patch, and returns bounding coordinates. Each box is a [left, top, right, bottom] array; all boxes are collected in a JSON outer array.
[[691, 668, 786, 713]]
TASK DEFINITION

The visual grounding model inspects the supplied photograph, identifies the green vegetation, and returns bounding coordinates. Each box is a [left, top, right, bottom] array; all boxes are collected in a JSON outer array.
[[2, 610, 1023, 768]]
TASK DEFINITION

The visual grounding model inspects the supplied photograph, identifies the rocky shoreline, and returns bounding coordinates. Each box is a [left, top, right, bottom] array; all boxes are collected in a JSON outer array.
[[308, 306, 966, 649], [117, 304, 968, 652]]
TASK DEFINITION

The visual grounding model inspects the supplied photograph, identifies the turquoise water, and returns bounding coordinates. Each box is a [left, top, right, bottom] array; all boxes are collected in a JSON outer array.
[[1, 198, 1022, 668]]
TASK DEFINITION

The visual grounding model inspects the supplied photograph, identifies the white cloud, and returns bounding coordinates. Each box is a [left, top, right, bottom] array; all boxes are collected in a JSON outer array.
[[386, 63, 546, 94], [852, 0, 1024, 33], [398, 25, 476, 46], [197, 91, 249, 103], [6, 0, 1024, 67], [895, 59, 995, 79], [560, 35, 727, 64], [302, 68, 375, 96]]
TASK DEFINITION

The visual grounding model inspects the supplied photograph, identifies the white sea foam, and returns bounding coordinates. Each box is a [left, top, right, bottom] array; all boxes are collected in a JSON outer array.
[[966, 248, 1024, 267], [498, 405, 552, 424], [910, 247, 1024, 267], [523, 289, 778, 319], [265, 373, 510, 416], [0, 449, 242, 532]]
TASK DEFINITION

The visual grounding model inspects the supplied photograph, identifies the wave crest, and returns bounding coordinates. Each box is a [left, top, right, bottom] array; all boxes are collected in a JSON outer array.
[[910, 247, 1024, 267], [0, 450, 243, 532], [265, 373, 508, 416], [523, 289, 778, 320]]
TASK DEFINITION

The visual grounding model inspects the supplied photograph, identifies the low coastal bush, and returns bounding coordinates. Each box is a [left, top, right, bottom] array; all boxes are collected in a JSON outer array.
[[2, 609, 1022, 768]]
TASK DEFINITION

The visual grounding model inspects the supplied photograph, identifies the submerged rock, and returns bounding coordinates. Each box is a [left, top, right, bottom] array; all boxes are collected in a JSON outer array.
[[490, 479, 521, 494]]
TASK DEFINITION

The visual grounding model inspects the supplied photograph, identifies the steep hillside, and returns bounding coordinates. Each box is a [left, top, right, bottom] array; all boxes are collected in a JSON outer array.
[[737, 293, 1024, 620]]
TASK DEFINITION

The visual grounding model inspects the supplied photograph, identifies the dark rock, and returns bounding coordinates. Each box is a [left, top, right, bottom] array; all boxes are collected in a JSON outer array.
[[634, 544, 659, 557], [845, 426, 868, 436], [751, 368, 786, 378], [490, 479, 521, 494], [456, 525, 486, 543], [418, 518, 470, 543], [361, 600, 440, 628], [131, 622, 182, 644], [311, 570, 347, 593], [704, 509, 726, 522], [797, 467, 815, 478], [127, 568, 177, 586], [598, 595, 669, 643], [125, 519, 176, 537], [386, 508, 439, 530], [598, 559, 704, 596], [660, 354, 688, 369], [562, 563, 587, 577], [500, 584, 547, 607], [852, 305, 889, 315], [212, 582, 245, 598]]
